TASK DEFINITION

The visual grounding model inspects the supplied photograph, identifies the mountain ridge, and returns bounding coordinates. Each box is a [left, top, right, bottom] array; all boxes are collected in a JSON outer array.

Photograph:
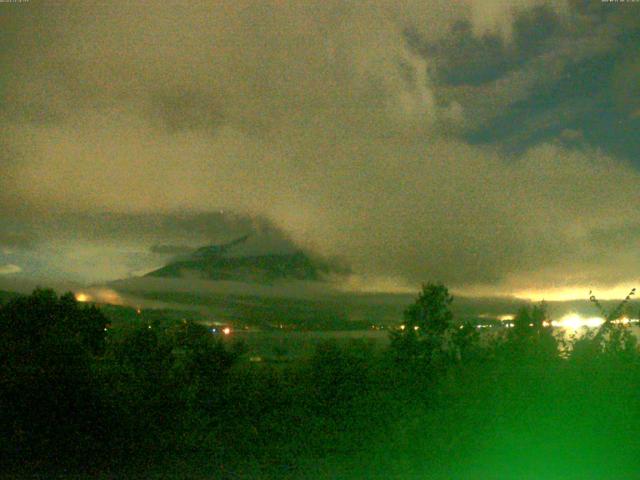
[[144, 234, 349, 283]]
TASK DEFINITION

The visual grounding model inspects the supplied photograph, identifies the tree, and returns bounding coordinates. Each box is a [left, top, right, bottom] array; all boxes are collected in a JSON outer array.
[[576, 288, 639, 359], [505, 302, 557, 360], [390, 283, 455, 367], [0, 289, 109, 463]]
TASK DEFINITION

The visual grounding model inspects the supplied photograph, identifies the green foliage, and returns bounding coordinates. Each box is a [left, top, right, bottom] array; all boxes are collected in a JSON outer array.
[[502, 302, 558, 360], [589, 287, 636, 322], [0, 289, 246, 469], [2, 285, 640, 478], [451, 320, 481, 362], [389, 283, 455, 367], [97, 319, 243, 455], [97, 324, 182, 455], [0, 288, 108, 356], [571, 289, 639, 361], [308, 340, 374, 413], [403, 283, 453, 335], [0, 289, 108, 463]]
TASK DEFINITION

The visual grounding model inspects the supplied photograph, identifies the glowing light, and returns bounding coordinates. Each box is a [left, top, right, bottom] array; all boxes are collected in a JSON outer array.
[[612, 317, 631, 325], [413, 325, 420, 331], [585, 317, 605, 328], [399, 324, 406, 331], [222, 327, 231, 335], [552, 313, 605, 330], [497, 314, 515, 321], [76, 288, 123, 305], [75, 293, 90, 302]]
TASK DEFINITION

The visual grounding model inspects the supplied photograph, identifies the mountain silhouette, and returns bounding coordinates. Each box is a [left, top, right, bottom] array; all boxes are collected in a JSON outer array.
[[145, 235, 346, 283]]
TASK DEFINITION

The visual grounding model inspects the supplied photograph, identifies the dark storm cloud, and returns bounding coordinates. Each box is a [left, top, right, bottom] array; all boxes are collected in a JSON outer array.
[[417, 5, 561, 88], [1, 0, 640, 296], [414, 1, 640, 159], [0, 211, 306, 283]]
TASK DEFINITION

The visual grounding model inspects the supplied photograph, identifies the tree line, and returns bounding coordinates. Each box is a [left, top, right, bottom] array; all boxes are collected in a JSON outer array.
[[1, 285, 639, 478]]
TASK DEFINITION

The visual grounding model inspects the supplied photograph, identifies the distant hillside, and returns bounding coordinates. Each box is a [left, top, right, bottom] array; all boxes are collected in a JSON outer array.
[[146, 250, 343, 283], [144, 234, 348, 283]]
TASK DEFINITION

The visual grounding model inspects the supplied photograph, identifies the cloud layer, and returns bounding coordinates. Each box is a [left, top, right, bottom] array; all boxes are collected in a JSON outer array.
[[1, 0, 639, 296]]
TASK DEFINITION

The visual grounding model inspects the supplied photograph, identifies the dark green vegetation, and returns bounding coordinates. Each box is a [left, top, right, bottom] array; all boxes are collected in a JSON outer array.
[[0, 290, 21, 305], [1, 286, 639, 479]]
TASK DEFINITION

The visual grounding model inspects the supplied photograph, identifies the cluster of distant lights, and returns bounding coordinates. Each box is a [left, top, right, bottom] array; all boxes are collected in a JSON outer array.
[[399, 313, 639, 332], [477, 315, 638, 330], [399, 325, 419, 331], [550, 314, 637, 329], [76, 292, 234, 336], [76, 290, 638, 334], [210, 326, 232, 335]]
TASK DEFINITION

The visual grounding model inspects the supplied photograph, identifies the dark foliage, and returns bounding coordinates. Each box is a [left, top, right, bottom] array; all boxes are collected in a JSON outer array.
[[1, 286, 639, 478], [0, 289, 108, 466], [500, 303, 559, 361], [389, 283, 455, 367]]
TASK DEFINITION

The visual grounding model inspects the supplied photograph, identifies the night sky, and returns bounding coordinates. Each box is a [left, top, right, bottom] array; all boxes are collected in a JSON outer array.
[[1, 1, 639, 299]]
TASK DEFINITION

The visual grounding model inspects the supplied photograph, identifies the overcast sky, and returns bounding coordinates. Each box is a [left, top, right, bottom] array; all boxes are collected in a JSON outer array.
[[1, 0, 639, 299]]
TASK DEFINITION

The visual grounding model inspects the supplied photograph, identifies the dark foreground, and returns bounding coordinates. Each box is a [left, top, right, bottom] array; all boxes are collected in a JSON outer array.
[[1, 287, 639, 479]]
